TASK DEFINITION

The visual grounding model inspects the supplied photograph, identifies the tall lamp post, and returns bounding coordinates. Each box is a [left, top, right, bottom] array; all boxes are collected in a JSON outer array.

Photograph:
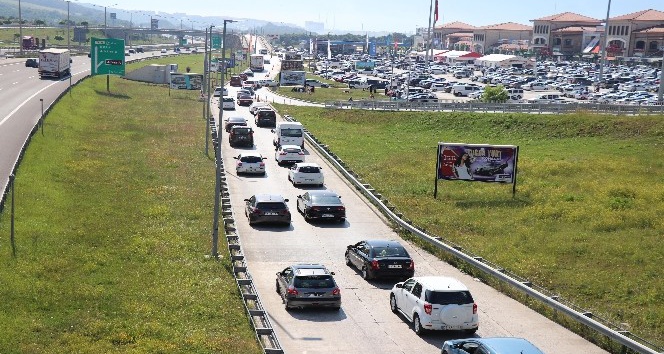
[[598, 0, 612, 85], [67, 0, 71, 94], [19, 0, 23, 55], [211, 19, 236, 259], [104, 3, 118, 32]]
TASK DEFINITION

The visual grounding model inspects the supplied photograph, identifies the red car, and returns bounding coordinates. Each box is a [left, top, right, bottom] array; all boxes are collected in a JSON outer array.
[[237, 94, 254, 106]]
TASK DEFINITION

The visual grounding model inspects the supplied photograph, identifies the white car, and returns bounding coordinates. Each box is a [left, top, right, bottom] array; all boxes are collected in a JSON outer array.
[[213, 86, 228, 97], [288, 163, 324, 186], [234, 153, 266, 175], [430, 83, 447, 92], [160, 49, 167, 54], [221, 97, 235, 110], [275, 145, 304, 165], [390, 276, 478, 335], [249, 102, 270, 115]]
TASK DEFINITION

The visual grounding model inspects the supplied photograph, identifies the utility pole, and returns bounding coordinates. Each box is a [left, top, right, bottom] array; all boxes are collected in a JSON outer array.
[[19, 0, 23, 55], [598, 0, 612, 84]]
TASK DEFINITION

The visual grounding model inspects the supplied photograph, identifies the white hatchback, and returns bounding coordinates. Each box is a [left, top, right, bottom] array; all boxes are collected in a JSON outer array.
[[275, 145, 305, 165], [288, 163, 324, 186], [234, 153, 266, 175]]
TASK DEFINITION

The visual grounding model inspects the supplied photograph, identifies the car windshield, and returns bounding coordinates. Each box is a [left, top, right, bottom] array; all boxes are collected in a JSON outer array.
[[293, 275, 335, 289], [282, 128, 303, 137], [372, 246, 408, 258], [240, 156, 262, 163], [255, 202, 286, 210], [311, 195, 342, 205], [425, 290, 474, 305], [298, 166, 320, 173]]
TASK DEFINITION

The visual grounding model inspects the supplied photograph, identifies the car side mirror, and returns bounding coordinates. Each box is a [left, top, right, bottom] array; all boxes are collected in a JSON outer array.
[[233, 156, 239, 160], [270, 129, 275, 133], [395, 283, 404, 288], [330, 272, 335, 275], [243, 199, 250, 202], [262, 157, 267, 160]]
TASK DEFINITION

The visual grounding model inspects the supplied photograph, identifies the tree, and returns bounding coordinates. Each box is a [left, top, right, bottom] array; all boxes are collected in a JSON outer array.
[[80, 21, 88, 27], [54, 35, 64, 41], [34, 19, 45, 27], [482, 85, 509, 103], [59, 20, 66, 26]]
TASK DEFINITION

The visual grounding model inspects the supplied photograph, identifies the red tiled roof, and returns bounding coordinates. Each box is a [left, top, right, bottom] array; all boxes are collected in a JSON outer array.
[[610, 9, 664, 21], [532, 12, 601, 23], [634, 25, 664, 33], [437, 21, 478, 30], [446, 32, 473, 39], [480, 22, 532, 31]]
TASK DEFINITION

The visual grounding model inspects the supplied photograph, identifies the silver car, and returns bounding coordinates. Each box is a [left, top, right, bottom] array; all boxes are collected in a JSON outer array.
[[234, 153, 266, 175], [275, 264, 341, 310]]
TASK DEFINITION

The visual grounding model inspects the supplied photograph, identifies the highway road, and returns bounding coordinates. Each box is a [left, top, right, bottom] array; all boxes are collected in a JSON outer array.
[[0, 50, 174, 202], [211, 47, 608, 354]]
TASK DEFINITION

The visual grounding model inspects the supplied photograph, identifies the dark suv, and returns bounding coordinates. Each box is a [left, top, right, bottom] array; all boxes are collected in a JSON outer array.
[[275, 264, 341, 310], [244, 194, 291, 226], [25, 58, 39, 68], [229, 126, 254, 147], [255, 109, 276, 127]]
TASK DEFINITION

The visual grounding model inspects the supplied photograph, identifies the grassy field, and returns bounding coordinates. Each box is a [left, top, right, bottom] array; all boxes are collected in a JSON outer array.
[[273, 105, 664, 348], [0, 75, 261, 353], [269, 72, 389, 103]]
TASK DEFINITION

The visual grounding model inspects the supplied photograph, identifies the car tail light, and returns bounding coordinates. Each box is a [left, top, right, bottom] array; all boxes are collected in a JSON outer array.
[[298, 151, 304, 155], [473, 303, 477, 314], [237, 162, 242, 167], [424, 302, 432, 315], [251, 207, 261, 215], [287, 286, 298, 296], [332, 287, 341, 296], [259, 162, 265, 167], [279, 152, 287, 155], [370, 259, 380, 270], [407, 260, 415, 270], [337, 206, 346, 212], [311, 206, 321, 211]]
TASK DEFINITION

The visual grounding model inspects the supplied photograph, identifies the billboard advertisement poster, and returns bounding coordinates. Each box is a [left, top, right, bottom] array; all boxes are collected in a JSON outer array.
[[437, 143, 517, 183], [279, 71, 306, 86], [170, 73, 203, 90]]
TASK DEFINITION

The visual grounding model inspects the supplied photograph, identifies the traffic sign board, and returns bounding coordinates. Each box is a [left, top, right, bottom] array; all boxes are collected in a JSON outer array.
[[90, 37, 125, 76], [212, 36, 221, 49]]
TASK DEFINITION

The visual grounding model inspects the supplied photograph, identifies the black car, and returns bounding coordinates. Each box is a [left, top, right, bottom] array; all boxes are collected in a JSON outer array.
[[224, 116, 247, 133], [244, 194, 291, 226], [229, 126, 254, 147], [25, 58, 39, 68], [255, 109, 276, 127], [296, 190, 345, 223], [345, 240, 414, 280]]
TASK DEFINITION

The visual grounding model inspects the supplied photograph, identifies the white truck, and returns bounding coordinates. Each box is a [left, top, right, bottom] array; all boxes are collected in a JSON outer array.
[[38, 48, 71, 79], [250, 54, 264, 72]]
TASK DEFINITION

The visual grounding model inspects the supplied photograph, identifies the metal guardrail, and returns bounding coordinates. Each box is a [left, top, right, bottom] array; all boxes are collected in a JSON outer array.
[[280, 113, 663, 354], [324, 100, 664, 115], [210, 120, 284, 354]]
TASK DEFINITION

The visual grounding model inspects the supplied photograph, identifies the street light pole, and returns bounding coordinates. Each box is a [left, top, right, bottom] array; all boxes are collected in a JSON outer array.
[[212, 19, 235, 259], [67, 0, 71, 95], [598, 0, 612, 84]]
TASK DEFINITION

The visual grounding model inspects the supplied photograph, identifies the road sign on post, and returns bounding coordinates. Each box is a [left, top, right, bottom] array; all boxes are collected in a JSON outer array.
[[90, 37, 125, 76], [212, 35, 221, 49], [179, 37, 187, 46]]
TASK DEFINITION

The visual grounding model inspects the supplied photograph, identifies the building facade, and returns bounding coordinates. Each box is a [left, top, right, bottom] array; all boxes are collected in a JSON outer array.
[[472, 22, 532, 54]]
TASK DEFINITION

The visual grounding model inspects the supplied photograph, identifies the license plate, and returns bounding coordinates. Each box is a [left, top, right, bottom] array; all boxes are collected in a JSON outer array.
[[264, 212, 278, 216], [388, 265, 402, 269], [322, 214, 334, 218]]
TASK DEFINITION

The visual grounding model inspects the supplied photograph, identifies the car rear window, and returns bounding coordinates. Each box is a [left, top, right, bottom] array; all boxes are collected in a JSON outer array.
[[258, 110, 276, 118], [240, 156, 262, 163], [293, 275, 335, 289], [281, 128, 303, 137], [425, 290, 474, 305], [232, 128, 251, 134], [372, 246, 408, 258], [283, 148, 301, 153], [256, 202, 286, 210], [299, 166, 320, 173], [311, 195, 342, 204]]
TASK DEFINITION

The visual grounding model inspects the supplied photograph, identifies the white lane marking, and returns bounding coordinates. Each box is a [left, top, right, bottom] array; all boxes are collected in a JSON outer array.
[[0, 80, 63, 126], [12, 82, 18, 84]]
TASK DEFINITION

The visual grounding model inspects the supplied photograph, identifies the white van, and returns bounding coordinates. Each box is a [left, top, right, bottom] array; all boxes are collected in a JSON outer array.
[[506, 88, 524, 100], [528, 93, 563, 103], [452, 84, 481, 97], [272, 121, 305, 148]]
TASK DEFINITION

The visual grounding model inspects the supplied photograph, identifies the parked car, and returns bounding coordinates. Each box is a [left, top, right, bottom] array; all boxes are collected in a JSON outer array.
[[288, 162, 324, 186], [228, 126, 254, 147], [224, 116, 246, 132], [221, 97, 236, 110], [233, 153, 266, 175], [296, 190, 345, 222], [275, 145, 305, 165], [244, 194, 291, 225], [275, 263, 341, 310], [390, 276, 478, 335], [441, 337, 545, 354], [345, 240, 414, 280]]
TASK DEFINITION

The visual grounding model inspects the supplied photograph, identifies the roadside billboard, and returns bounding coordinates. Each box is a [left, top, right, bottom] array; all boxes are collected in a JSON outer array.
[[436, 143, 518, 183], [279, 71, 306, 86], [170, 73, 203, 90], [281, 60, 304, 70]]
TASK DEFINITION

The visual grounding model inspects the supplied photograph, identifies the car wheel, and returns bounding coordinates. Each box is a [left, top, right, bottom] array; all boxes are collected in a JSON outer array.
[[390, 294, 398, 313], [275, 280, 280, 294], [333, 306, 341, 311], [413, 314, 426, 336], [303, 209, 311, 222], [345, 252, 352, 266], [465, 327, 478, 335], [361, 267, 371, 280], [284, 300, 291, 311]]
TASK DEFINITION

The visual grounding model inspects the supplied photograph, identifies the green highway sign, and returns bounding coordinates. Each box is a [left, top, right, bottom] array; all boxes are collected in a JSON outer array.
[[91, 37, 125, 76], [212, 35, 221, 49], [180, 38, 187, 46]]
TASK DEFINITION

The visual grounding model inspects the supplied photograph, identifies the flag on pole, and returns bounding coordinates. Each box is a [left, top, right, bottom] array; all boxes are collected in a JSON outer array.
[[327, 39, 331, 59], [434, 0, 439, 23], [365, 32, 369, 53], [309, 38, 313, 54]]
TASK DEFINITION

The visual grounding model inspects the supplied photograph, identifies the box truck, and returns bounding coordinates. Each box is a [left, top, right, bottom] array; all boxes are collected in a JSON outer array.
[[38, 48, 71, 79]]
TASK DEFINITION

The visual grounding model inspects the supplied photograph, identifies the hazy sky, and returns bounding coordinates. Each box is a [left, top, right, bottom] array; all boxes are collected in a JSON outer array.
[[82, 0, 664, 33]]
